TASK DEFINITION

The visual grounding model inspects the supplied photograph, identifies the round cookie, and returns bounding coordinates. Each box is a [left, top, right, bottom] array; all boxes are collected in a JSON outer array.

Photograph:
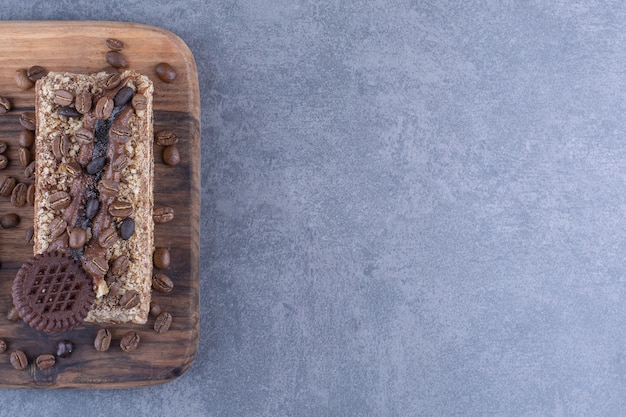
[[12, 250, 94, 334]]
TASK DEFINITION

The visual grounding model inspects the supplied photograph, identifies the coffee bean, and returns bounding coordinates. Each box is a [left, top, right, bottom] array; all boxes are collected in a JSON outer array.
[[154, 312, 172, 334], [49, 218, 67, 238], [153, 206, 175, 224], [56, 340, 73, 358], [95, 96, 114, 119], [98, 179, 119, 196], [103, 72, 122, 89], [0, 141, 7, 153], [152, 273, 174, 293], [119, 217, 135, 240], [155, 62, 176, 83], [27, 184, 35, 206], [65, 161, 82, 176], [74, 127, 94, 143], [106, 51, 126, 68], [0, 175, 16, 196], [25, 226, 34, 245], [27, 65, 47, 81], [86, 198, 100, 219], [94, 328, 112, 352], [78, 144, 93, 166], [49, 191, 71, 210], [58, 106, 82, 118], [7, 306, 19, 321], [108, 280, 122, 297], [106, 38, 124, 51], [131, 93, 147, 110], [114, 86, 134, 107], [111, 154, 129, 172], [120, 290, 140, 309], [10, 350, 28, 370], [110, 125, 131, 143], [153, 247, 170, 269], [36, 354, 56, 370], [0, 97, 11, 114], [11, 182, 27, 207], [98, 226, 118, 248], [155, 130, 178, 146], [0, 155, 8, 170], [163, 145, 180, 166], [108, 199, 133, 218], [24, 161, 35, 181], [75, 90, 92, 114], [69, 227, 88, 249], [1, 213, 19, 229], [19, 112, 36, 130], [86, 156, 107, 175], [54, 89, 74, 106], [110, 255, 129, 276], [83, 254, 108, 278], [0, 339, 6, 353], [18, 147, 31, 167], [120, 331, 140, 352], [18, 130, 34, 147], [52, 134, 70, 161], [15, 69, 33, 90], [150, 303, 162, 317]]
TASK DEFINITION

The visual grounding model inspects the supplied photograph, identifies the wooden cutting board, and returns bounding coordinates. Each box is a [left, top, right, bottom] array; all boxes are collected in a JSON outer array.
[[0, 21, 200, 388]]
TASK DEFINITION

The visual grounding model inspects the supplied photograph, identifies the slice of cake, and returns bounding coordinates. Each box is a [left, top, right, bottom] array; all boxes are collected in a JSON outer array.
[[33, 70, 154, 324]]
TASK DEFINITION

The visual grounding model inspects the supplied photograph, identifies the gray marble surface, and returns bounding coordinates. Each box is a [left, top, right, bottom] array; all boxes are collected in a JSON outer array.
[[2, 1, 626, 416]]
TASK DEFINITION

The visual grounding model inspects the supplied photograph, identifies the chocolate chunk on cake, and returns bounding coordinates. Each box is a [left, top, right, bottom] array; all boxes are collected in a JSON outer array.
[[33, 70, 154, 324]]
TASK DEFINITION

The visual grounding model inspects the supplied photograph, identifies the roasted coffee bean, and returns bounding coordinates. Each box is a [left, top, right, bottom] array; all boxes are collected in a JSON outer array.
[[155, 130, 178, 146], [120, 290, 140, 309], [149, 303, 162, 317], [65, 161, 82, 176], [114, 86, 134, 107], [106, 51, 126, 68], [24, 161, 35, 181], [0, 339, 6, 353], [98, 179, 119, 196], [162, 145, 180, 166], [49, 218, 67, 238], [75, 90, 92, 114], [110, 125, 131, 143], [0, 96, 10, 114], [52, 134, 70, 161], [11, 182, 27, 207], [0, 140, 7, 153], [85, 198, 100, 219], [0, 155, 8, 170], [19, 112, 36, 130], [106, 38, 124, 51], [49, 191, 71, 210], [0, 175, 16, 196], [98, 226, 118, 248], [18, 147, 31, 167], [94, 328, 112, 352], [7, 306, 19, 321], [103, 72, 121, 89], [1, 213, 19, 229], [111, 154, 129, 172], [74, 127, 94, 143], [36, 354, 56, 370], [155, 62, 176, 83], [54, 89, 74, 106], [27, 184, 35, 206], [95, 96, 114, 119], [153, 206, 175, 224], [153, 247, 170, 269], [119, 217, 135, 240], [15, 69, 33, 90], [58, 106, 81, 118], [110, 255, 129, 276], [131, 93, 147, 111], [84, 254, 108, 278], [19, 129, 34, 147], [120, 331, 140, 352], [10, 350, 28, 370], [154, 312, 172, 334], [152, 273, 174, 293], [25, 226, 34, 245], [86, 156, 107, 175], [108, 199, 133, 218], [78, 144, 93, 166], [27, 65, 47, 81], [108, 280, 122, 297], [56, 340, 73, 358], [69, 227, 88, 249]]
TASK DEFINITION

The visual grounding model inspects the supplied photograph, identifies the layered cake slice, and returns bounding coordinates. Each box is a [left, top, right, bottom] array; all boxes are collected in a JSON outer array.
[[33, 70, 154, 325]]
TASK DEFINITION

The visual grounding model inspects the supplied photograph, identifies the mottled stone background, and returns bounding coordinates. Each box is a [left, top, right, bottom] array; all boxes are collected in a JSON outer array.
[[1, 1, 626, 416]]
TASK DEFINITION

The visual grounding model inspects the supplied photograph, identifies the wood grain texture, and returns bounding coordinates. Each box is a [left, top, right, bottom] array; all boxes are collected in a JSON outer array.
[[0, 21, 200, 388]]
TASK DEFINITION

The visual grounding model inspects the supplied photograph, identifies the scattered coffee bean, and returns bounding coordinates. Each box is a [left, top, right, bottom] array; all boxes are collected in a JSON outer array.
[[56, 340, 73, 358], [19, 112, 36, 130], [54, 89, 74, 106], [36, 354, 56, 370], [49, 218, 67, 238], [119, 217, 135, 240], [149, 303, 162, 317], [114, 86, 134, 107], [1, 213, 19, 229], [65, 161, 82, 176], [98, 179, 120, 196], [25, 226, 34, 245], [106, 51, 126, 68], [152, 273, 174, 293], [74, 127, 94, 144], [86, 156, 107, 175], [98, 226, 118, 248], [153, 206, 174, 223], [15, 69, 33, 90], [18, 147, 31, 167], [86, 198, 100, 219], [52, 134, 70, 161], [75, 90, 92, 114], [27, 65, 47, 81], [78, 145, 93, 166], [120, 290, 140, 309], [155, 130, 178, 146], [83, 254, 108, 278], [10, 350, 28, 370], [110, 125, 131, 143], [110, 255, 129, 276], [68, 227, 88, 249], [26, 184, 35, 206], [120, 331, 140, 352], [0, 141, 7, 153], [0, 155, 8, 169], [163, 145, 180, 166], [153, 247, 171, 269], [49, 191, 71, 210], [154, 312, 172, 334], [108, 280, 122, 297], [111, 154, 129, 172], [24, 161, 35, 181], [131, 93, 147, 110], [155, 62, 176, 83], [11, 182, 27, 207], [103, 72, 121, 89], [95, 96, 114, 119], [58, 106, 82, 118], [108, 199, 133, 218], [0, 175, 17, 196], [94, 328, 112, 352], [7, 306, 19, 321], [0, 339, 6, 353], [18, 130, 34, 147], [0, 97, 11, 114], [106, 38, 125, 51]]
